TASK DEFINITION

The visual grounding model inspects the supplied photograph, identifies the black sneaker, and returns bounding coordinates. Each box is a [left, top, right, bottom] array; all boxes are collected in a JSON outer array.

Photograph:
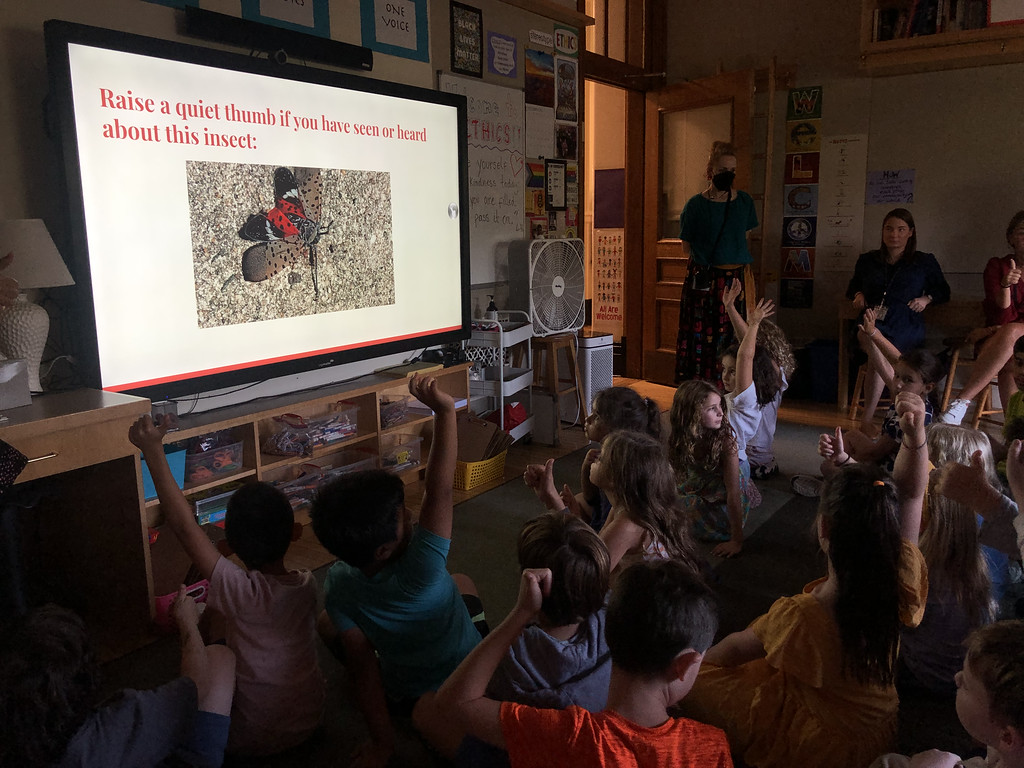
[[751, 462, 779, 480]]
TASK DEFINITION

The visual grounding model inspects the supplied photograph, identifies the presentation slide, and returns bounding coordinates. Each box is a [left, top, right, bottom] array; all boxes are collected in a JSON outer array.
[[64, 42, 465, 392]]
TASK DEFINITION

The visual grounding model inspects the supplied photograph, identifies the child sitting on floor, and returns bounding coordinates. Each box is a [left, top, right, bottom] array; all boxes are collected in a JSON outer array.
[[311, 374, 485, 767], [899, 424, 997, 695], [872, 620, 1024, 768], [526, 429, 701, 579], [130, 418, 325, 758], [433, 559, 731, 768], [0, 594, 235, 768], [414, 511, 613, 765], [524, 385, 662, 531], [722, 279, 796, 479], [821, 307, 941, 474], [681, 391, 930, 768]]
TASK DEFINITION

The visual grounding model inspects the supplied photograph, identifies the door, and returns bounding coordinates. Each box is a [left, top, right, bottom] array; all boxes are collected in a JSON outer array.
[[641, 70, 755, 385]]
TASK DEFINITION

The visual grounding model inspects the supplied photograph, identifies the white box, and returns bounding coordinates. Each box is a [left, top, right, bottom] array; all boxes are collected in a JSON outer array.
[[0, 360, 31, 410]]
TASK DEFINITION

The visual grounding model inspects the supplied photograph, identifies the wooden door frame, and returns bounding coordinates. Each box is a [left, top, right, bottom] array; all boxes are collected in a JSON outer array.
[[640, 70, 756, 384]]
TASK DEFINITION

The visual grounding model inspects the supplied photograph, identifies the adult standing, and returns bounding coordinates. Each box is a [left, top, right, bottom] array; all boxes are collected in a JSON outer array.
[[675, 141, 759, 384], [847, 208, 950, 432], [939, 211, 1024, 424]]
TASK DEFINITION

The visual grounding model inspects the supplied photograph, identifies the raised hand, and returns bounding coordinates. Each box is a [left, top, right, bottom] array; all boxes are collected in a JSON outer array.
[[722, 278, 742, 309], [514, 567, 551, 621], [129, 414, 169, 453], [523, 458, 562, 510], [747, 297, 775, 325], [858, 307, 878, 338], [409, 374, 454, 414]]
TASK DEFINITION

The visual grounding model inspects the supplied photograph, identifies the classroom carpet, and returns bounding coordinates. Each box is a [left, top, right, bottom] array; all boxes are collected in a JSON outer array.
[[97, 423, 976, 767]]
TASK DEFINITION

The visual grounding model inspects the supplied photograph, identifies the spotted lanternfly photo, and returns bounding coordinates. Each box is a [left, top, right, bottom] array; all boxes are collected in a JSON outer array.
[[185, 161, 397, 328], [238, 167, 331, 299]]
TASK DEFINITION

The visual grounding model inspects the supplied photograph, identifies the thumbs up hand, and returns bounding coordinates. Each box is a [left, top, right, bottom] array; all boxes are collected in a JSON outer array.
[[1003, 258, 1021, 288]]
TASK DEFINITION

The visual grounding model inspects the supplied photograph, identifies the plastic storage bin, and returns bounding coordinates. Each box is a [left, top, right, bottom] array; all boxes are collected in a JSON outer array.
[[141, 447, 187, 501], [185, 441, 244, 484], [381, 433, 423, 472], [454, 450, 507, 490], [379, 395, 409, 428]]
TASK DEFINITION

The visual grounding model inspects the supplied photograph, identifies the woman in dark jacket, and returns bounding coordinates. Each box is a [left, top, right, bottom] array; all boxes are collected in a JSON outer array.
[[846, 208, 950, 432]]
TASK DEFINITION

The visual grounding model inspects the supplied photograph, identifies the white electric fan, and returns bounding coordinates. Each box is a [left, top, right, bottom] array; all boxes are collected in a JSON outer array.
[[508, 238, 586, 336]]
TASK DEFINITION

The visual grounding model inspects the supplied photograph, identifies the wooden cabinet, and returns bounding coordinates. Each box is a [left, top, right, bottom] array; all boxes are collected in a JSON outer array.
[[145, 364, 470, 531], [861, 1, 1024, 73], [3, 365, 469, 659]]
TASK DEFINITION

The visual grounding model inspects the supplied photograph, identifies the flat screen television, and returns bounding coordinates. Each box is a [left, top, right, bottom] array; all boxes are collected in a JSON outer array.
[[44, 20, 470, 402]]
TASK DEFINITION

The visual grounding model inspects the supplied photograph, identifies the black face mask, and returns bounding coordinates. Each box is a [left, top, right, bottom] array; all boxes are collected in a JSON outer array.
[[712, 170, 735, 191]]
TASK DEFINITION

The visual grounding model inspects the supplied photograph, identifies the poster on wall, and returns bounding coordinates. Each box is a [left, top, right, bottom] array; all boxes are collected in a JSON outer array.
[[593, 228, 624, 338], [241, 0, 330, 36], [525, 49, 555, 107], [787, 85, 822, 120], [360, 0, 429, 62], [818, 134, 867, 272], [781, 278, 814, 309], [555, 122, 577, 160], [782, 247, 814, 278], [866, 169, 916, 205], [785, 119, 821, 153], [555, 57, 578, 122], [526, 105, 555, 157], [487, 31, 517, 77], [450, 2, 483, 77]]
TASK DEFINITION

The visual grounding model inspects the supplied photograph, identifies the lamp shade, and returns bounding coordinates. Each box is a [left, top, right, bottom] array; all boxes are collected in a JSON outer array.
[[0, 220, 75, 289]]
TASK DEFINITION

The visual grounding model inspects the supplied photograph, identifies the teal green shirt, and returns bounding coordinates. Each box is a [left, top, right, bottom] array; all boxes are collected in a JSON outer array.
[[324, 526, 481, 699], [679, 190, 758, 266]]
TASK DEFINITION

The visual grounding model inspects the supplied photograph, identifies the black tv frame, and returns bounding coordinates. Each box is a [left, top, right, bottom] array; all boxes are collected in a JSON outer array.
[[44, 18, 470, 402]]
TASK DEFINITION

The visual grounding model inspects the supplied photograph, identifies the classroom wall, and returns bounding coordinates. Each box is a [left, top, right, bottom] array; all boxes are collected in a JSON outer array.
[[667, 0, 1024, 347], [0, 0, 572, 408]]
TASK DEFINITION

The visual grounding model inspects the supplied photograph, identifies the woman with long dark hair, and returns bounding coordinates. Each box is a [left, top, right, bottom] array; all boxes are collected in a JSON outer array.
[[847, 208, 950, 432]]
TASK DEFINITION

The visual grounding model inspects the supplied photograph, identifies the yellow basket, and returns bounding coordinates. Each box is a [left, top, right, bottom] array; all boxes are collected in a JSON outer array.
[[454, 450, 508, 491]]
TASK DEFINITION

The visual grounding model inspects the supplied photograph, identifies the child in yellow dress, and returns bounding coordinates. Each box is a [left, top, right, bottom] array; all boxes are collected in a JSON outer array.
[[680, 391, 931, 768]]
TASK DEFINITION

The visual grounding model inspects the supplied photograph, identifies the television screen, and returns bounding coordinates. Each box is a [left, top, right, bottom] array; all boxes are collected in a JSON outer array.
[[45, 20, 469, 401]]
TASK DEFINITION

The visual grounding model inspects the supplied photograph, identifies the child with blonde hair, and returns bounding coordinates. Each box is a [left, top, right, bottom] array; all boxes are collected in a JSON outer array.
[[682, 391, 930, 768], [898, 423, 996, 694], [525, 430, 701, 578], [524, 385, 661, 531]]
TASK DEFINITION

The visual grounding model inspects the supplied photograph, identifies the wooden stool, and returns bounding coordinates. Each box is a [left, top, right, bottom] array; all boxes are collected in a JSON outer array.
[[941, 335, 1002, 431], [532, 334, 588, 446], [848, 363, 892, 423]]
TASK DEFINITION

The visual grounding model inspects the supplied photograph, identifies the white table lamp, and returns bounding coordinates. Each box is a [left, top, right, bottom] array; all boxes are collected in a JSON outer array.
[[0, 220, 76, 392]]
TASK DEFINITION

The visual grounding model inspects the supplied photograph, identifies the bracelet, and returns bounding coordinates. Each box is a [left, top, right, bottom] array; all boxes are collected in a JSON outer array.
[[838, 454, 853, 466], [901, 438, 927, 450]]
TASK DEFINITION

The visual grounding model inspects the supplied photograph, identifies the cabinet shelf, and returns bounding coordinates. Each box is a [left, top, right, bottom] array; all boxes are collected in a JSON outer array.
[[861, 0, 1024, 73]]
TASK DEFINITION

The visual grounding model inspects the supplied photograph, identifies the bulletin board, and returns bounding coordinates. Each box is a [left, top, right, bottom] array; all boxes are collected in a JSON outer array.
[[439, 73, 526, 285]]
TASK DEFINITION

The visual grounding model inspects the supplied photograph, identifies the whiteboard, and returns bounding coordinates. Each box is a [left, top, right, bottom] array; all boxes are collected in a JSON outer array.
[[439, 73, 526, 284]]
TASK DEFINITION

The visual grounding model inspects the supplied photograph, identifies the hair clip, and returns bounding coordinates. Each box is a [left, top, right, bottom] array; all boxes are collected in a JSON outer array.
[[873, 480, 885, 487]]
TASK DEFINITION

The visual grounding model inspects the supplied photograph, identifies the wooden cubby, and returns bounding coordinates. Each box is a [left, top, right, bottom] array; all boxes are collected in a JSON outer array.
[[861, 0, 1024, 74], [2, 365, 469, 660]]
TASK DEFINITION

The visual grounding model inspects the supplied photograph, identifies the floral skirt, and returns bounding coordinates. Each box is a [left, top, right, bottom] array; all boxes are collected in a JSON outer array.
[[675, 263, 754, 385], [682, 459, 761, 542]]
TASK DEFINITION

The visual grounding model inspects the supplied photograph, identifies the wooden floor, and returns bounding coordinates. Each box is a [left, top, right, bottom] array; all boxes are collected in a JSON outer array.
[[285, 378, 859, 573]]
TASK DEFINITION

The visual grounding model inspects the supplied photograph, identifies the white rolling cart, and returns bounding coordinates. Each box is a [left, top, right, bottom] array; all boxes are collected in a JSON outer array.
[[464, 311, 534, 442]]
